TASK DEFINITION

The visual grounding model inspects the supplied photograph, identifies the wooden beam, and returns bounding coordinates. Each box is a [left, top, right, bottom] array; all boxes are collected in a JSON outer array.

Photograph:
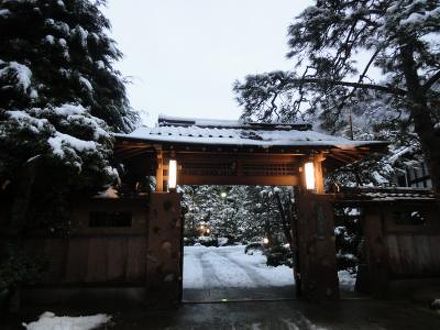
[[329, 152, 356, 163], [178, 174, 299, 186], [314, 153, 325, 193], [115, 148, 151, 159], [328, 153, 352, 164]]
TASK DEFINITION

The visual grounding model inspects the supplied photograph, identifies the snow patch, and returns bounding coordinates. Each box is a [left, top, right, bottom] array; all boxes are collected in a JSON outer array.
[[183, 245, 294, 289], [5, 110, 48, 134], [58, 38, 67, 47], [29, 89, 38, 99], [50, 104, 109, 139], [0, 9, 11, 17], [95, 60, 105, 69], [23, 311, 111, 330], [48, 132, 98, 157], [79, 76, 93, 91], [44, 35, 55, 44], [74, 25, 89, 48], [338, 270, 356, 291], [0, 61, 32, 91], [432, 298, 440, 310]]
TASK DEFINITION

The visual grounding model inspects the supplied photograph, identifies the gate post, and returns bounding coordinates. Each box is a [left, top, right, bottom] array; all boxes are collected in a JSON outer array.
[[146, 192, 182, 307], [361, 205, 390, 297], [294, 188, 339, 301]]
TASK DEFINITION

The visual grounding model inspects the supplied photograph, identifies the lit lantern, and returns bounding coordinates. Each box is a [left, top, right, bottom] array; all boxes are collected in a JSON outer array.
[[168, 159, 177, 190], [304, 161, 315, 190]]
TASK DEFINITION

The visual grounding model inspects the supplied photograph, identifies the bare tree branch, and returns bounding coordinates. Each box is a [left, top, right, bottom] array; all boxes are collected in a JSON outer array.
[[336, 47, 384, 109], [287, 77, 407, 96]]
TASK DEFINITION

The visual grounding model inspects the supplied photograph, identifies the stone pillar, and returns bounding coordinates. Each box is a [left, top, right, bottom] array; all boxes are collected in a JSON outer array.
[[146, 192, 182, 307]]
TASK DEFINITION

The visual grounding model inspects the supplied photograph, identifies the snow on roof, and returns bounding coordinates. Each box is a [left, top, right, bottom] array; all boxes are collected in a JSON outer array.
[[157, 114, 311, 130], [338, 187, 436, 202], [115, 116, 385, 150]]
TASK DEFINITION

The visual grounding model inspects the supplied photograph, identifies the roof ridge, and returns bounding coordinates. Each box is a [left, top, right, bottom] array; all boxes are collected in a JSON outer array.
[[157, 115, 311, 131]]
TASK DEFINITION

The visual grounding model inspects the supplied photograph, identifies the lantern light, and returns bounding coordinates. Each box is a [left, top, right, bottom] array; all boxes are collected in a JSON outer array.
[[304, 161, 315, 190], [168, 159, 177, 190]]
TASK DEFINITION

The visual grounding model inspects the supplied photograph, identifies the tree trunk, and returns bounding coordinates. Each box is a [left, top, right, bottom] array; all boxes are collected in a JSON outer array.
[[400, 43, 440, 193], [274, 192, 293, 247]]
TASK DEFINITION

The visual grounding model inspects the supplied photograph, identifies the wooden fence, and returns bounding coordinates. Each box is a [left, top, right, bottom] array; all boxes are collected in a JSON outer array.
[[25, 198, 149, 286]]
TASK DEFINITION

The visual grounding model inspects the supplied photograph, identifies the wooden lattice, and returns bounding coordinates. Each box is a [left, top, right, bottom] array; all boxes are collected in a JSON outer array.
[[182, 161, 297, 177], [182, 162, 234, 176], [241, 162, 297, 176]]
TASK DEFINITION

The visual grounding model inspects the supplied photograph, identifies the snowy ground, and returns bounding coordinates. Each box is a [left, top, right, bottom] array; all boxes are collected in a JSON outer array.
[[183, 245, 356, 292], [183, 245, 294, 289], [23, 311, 111, 330]]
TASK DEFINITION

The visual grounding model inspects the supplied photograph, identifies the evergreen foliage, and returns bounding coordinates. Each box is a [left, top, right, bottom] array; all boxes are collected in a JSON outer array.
[[0, 0, 138, 298], [181, 185, 292, 245], [0, 0, 139, 234]]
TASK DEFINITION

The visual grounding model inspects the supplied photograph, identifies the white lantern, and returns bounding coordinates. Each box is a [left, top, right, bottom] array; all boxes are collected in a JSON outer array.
[[168, 159, 177, 190], [304, 161, 315, 190]]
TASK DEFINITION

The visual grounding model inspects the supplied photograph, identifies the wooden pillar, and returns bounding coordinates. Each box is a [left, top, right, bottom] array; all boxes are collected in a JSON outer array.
[[146, 192, 182, 307], [155, 148, 164, 192], [294, 189, 339, 301], [313, 153, 325, 194], [362, 205, 390, 297]]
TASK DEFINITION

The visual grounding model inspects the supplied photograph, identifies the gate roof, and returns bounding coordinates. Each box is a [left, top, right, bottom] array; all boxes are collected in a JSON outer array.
[[115, 115, 385, 151], [114, 116, 388, 187]]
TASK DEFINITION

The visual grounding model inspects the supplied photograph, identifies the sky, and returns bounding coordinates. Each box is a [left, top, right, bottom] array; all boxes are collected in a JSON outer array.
[[103, 0, 312, 126]]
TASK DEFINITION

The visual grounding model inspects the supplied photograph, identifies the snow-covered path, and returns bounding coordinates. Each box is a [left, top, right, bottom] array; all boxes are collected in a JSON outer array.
[[183, 245, 294, 289]]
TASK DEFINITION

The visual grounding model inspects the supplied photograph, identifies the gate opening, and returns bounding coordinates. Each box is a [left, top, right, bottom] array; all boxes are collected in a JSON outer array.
[[180, 185, 296, 302]]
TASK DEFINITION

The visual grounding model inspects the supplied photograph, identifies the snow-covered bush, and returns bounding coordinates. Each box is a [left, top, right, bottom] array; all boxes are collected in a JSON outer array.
[[334, 208, 363, 274], [265, 243, 293, 268], [244, 242, 265, 255]]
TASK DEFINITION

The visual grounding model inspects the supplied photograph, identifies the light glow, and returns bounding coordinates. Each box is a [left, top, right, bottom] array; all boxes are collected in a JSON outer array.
[[220, 191, 227, 198], [304, 162, 315, 190], [263, 237, 269, 244], [168, 159, 177, 190]]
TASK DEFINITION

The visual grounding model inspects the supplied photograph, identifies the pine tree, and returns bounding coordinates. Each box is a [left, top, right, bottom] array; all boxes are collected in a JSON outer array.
[[0, 0, 139, 233], [234, 0, 440, 191]]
